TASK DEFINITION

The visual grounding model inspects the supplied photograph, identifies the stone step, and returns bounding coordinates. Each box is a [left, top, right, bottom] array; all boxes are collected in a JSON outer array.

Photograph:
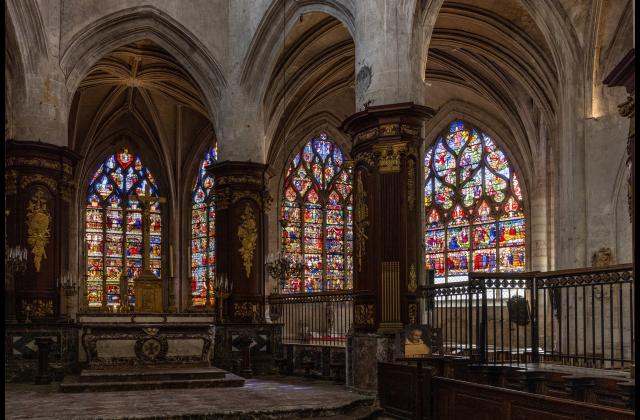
[[320, 406, 385, 419], [78, 367, 227, 382], [60, 373, 245, 393]]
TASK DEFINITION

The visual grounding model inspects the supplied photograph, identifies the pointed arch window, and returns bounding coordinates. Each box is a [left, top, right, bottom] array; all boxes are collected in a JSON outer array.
[[191, 146, 217, 306], [424, 121, 526, 283], [85, 148, 162, 308], [281, 132, 353, 292]]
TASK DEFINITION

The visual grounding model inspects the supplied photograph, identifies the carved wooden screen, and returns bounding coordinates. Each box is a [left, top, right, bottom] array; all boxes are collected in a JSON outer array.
[[424, 121, 526, 283], [281, 132, 353, 292], [85, 148, 162, 307], [191, 146, 217, 306]]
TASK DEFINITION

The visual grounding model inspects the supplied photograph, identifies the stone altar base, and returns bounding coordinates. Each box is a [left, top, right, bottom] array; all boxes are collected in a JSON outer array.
[[64, 314, 244, 392]]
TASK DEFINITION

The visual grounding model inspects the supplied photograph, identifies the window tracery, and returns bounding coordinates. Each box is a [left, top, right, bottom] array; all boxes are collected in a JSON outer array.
[[424, 121, 526, 283], [190, 146, 217, 306], [281, 132, 353, 292], [85, 148, 162, 307]]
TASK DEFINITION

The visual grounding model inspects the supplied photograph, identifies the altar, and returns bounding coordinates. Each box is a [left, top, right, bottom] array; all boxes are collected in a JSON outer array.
[[76, 313, 215, 368]]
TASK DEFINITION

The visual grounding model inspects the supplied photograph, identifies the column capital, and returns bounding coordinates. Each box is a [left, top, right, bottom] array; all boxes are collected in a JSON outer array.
[[340, 102, 435, 140]]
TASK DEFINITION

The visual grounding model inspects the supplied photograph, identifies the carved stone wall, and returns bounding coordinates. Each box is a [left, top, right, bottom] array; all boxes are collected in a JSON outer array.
[[5, 141, 81, 321], [209, 162, 269, 323]]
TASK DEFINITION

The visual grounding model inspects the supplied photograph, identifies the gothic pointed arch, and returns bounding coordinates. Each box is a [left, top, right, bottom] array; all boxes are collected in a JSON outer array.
[[85, 147, 163, 308], [424, 120, 526, 282], [60, 5, 226, 122], [280, 131, 353, 292], [190, 145, 217, 307]]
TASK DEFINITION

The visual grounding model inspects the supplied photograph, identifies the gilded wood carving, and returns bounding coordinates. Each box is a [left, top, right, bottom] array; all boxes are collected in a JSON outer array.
[[373, 143, 406, 173], [407, 264, 417, 293], [355, 304, 375, 326], [238, 204, 258, 278], [26, 189, 51, 272], [354, 170, 369, 272], [407, 159, 415, 208]]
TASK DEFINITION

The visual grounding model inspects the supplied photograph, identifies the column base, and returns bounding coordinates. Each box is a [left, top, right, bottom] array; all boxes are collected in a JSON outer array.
[[347, 332, 399, 393]]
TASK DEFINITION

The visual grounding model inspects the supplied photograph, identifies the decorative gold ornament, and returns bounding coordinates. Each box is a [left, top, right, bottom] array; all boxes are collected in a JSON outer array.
[[355, 304, 375, 326], [19, 174, 57, 192], [379, 123, 399, 136], [215, 188, 231, 210], [407, 159, 415, 208], [7, 157, 61, 171], [355, 127, 378, 144], [232, 190, 262, 205], [591, 247, 613, 267], [401, 124, 420, 136], [408, 304, 418, 325], [26, 189, 51, 272], [355, 152, 375, 168], [24, 299, 54, 317], [234, 302, 258, 319], [354, 171, 369, 272], [5, 170, 18, 194], [263, 191, 274, 212], [374, 143, 406, 173], [408, 264, 417, 293], [216, 175, 262, 186], [238, 204, 258, 278]]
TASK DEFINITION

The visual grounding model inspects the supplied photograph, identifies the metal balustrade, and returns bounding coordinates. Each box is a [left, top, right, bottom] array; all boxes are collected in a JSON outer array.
[[422, 264, 634, 368], [268, 290, 353, 348]]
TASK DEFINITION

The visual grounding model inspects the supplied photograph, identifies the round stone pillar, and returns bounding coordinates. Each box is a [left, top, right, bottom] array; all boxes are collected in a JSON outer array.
[[209, 162, 270, 323], [341, 103, 434, 333], [340, 103, 433, 391]]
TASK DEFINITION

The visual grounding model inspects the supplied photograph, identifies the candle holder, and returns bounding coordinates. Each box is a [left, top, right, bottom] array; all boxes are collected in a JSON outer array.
[[5, 245, 28, 322], [214, 273, 232, 323], [266, 253, 304, 293], [58, 272, 79, 322]]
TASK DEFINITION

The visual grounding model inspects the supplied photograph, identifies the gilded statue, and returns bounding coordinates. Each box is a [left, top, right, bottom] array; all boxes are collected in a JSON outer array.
[[26, 189, 51, 272], [238, 204, 258, 278]]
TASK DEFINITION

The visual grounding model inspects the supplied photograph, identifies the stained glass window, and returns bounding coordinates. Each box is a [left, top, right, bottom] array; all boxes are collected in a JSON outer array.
[[281, 132, 353, 292], [85, 148, 162, 308], [191, 146, 217, 306], [425, 121, 526, 283]]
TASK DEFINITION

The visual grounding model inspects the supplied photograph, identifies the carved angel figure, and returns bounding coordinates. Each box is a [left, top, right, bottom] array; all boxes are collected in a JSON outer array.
[[26, 190, 51, 272]]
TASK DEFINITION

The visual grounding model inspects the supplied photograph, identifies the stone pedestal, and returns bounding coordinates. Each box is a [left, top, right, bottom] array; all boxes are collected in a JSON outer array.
[[341, 103, 433, 392], [212, 322, 283, 376], [208, 162, 269, 322], [5, 322, 79, 383]]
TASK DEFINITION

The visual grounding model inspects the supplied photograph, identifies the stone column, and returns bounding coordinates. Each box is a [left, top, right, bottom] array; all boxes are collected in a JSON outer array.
[[209, 162, 270, 323], [341, 103, 433, 390], [603, 50, 635, 267], [5, 141, 80, 322], [603, 48, 634, 376]]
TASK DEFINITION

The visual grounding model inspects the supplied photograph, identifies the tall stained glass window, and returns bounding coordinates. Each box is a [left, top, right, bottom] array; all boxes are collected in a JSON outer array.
[[191, 146, 217, 306], [281, 132, 353, 292], [424, 121, 526, 283], [85, 148, 162, 308]]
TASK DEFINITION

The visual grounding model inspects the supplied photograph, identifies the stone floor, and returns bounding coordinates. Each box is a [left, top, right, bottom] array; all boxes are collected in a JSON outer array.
[[5, 376, 376, 419]]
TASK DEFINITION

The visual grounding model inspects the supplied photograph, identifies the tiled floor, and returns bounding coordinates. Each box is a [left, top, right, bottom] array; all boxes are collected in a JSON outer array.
[[5, 376, 373, 419]]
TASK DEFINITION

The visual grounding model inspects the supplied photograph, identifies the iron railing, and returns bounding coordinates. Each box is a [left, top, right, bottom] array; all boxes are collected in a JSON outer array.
[[268, 290, 353, 347], [422, 264, 634, 368]]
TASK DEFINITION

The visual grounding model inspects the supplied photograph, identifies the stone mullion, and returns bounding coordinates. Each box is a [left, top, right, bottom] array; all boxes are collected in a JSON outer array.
[[321, 199, 328, 291], [101, 205, 108, 309]]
